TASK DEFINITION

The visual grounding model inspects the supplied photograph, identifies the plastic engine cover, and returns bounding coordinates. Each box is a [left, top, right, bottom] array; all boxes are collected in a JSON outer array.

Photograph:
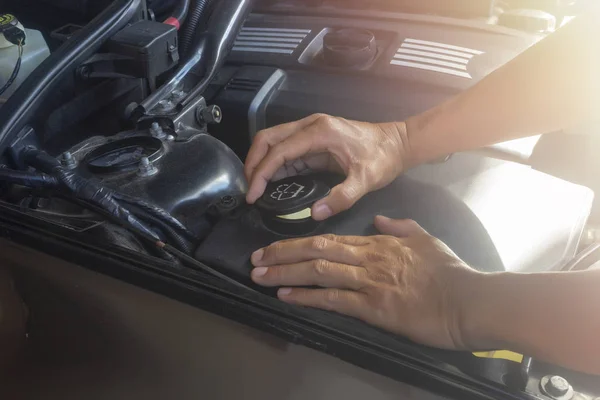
[[195, 173, 504, 290]]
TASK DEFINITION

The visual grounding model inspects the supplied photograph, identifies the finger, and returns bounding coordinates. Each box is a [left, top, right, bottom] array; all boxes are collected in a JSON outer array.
[[245, 115, 321, 185], [260, 234, 369, 250], [374, 216, 428, 237], [312, 174, 367, 221], [271, 166, 289, 182], [277, 288, 368, 319], [252, 235, 360, 267], [251, 260, 366, 290], [247, 127, 331, 204]]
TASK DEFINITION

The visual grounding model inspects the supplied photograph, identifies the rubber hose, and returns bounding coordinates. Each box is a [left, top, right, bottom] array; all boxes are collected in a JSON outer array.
[[0, 168, 59, 189], [170, 0, 190, 25], [112, 192, 195, 239], [126, 203, 193, 254], [179, 0, 210, 58], [22, 148, 160, 241]]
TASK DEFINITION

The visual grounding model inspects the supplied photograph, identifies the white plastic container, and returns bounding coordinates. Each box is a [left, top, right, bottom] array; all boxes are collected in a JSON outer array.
[[0, 28, 50, 105]]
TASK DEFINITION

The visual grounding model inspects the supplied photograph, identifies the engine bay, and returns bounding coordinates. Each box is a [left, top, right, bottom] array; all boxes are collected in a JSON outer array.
[[0, 0, 597, 397]]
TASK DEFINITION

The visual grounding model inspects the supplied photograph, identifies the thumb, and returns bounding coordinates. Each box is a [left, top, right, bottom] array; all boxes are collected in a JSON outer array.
[[374, 216, 428, 237], [311, 175, 367, 221]]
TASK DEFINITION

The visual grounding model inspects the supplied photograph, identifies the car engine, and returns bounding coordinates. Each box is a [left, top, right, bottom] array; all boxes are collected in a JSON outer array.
[[0, 0, 593, 285], [0, 1, 596, 392]]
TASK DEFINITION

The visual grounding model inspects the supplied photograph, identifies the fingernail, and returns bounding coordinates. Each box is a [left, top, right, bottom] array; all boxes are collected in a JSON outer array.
[[251, 248, 264, 265], [252, 267, 268, 278], [313, 204, 333, 220], [278, 288, 292, 296]]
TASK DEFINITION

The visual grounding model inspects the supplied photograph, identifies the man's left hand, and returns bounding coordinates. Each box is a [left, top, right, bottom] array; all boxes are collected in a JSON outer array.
[[250, 216, 483, 350]]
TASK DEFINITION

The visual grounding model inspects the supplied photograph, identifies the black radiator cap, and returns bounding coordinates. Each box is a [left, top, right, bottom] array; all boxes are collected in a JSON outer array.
[[255, 175, 331, 235]]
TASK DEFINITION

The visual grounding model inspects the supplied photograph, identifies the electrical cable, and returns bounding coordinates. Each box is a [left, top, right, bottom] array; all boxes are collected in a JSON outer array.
[[22, 147, 161, 241], [0, 166, 59, 189], [179, 0, 210, 58], [164, 0, 191, 30], [125, 202, 193, 254], [0, 40, 23, 97], [112, 192, 195, 239]]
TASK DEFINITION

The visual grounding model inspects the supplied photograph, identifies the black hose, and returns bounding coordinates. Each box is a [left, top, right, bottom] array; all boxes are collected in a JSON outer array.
[[23, 148, 160, 241], [0, 42, 23, 97], [112, 192, 195, 239], [138, 0, 251, 114], [180, 0, 254, 107], [0, 168, 59, 189], [126, 203, 193, 254], [168, 0, 191, 25], [179, 0, 210, 58]]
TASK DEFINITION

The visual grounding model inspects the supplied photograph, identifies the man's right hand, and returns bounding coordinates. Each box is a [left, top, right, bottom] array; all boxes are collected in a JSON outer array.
[[244, 114, 412, 220]]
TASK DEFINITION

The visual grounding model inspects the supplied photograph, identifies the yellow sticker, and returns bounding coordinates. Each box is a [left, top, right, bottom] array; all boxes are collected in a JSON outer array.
[[276, 208, 312, 220], [473, 350, 524, 363]]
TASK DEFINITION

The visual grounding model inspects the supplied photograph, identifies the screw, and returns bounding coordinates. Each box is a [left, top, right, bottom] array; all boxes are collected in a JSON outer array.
[[172, 90, 185, 99], [219, 195, 236, 208], [149, 122, 166, 139], [197, 105, 223, 125], [156, 99, 174, 112], [166, 135, 175, 142], [138, 157, 158, 177], [541, 375, 572, 399], [60, 151, 77, 169], [78, 65, 91, 79], [168, 44, 176, 52]]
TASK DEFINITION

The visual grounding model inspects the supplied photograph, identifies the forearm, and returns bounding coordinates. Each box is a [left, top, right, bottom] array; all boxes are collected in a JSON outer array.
[[404, 7, 600, 167], [465, 270, 600, 375]]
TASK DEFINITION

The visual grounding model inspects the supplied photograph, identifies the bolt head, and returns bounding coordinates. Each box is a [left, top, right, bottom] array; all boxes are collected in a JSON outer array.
[[198, 105, 223, 125], [220, 195, 236, 208], [60, 152, 77, 169], [549, 376, 569, 396], [137, 157, 158, 177], [541, 375, 572, 399]]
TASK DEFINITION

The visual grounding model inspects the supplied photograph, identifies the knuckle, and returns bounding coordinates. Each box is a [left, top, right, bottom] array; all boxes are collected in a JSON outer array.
[[311, 236, 330, 250], [321, 233, 337, 242], [339, 184, 361, 206], [254, 129, 268, 144], [265, 242, 282, 260], [266, 266, 282, 282], [324, 289, 342, 305], [347, 153, 362, 168], [311, 113, 328, 120], [313, 259, 330, 276], [316, 114, 338, 131]]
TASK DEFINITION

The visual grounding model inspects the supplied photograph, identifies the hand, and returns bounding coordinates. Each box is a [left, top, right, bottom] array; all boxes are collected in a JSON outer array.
[[250, 216, 483, 350], [244, 114, 411, 221]]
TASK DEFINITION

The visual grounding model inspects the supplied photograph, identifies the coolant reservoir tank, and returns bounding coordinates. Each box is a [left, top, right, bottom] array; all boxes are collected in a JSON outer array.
[[0, 14, 50, 104]]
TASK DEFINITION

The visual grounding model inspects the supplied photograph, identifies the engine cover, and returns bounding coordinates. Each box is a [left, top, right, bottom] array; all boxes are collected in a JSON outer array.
[[195, 173, 504, 290]]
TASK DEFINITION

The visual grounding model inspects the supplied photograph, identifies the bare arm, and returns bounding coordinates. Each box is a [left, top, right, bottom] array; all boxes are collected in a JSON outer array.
[[405, 5, 600, 166], [245, 7, 600, 219]]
